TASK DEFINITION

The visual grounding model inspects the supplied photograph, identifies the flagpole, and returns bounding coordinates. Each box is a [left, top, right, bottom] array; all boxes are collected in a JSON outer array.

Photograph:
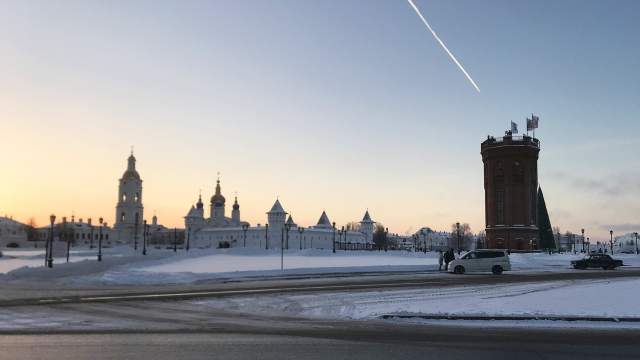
[[532, 113, 535, 139]]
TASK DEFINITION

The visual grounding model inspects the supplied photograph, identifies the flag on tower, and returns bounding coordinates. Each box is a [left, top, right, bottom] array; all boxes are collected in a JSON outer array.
[[527, 115, 539, 131], [511, 121, 518, 134]]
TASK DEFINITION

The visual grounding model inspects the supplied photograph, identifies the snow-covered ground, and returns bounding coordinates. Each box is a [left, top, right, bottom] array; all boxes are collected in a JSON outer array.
[[0, 248, 104, 274], [3, 247, 640, 285], [193, 278, 640, 328]]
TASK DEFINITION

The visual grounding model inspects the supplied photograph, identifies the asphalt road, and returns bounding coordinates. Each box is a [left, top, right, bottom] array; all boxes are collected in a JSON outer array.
[[3, 270, 640, 359], [3, 268, 640, 306], [1, 329, 638, 360]]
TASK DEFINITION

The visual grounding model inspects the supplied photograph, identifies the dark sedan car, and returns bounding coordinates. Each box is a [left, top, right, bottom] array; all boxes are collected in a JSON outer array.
[[571, 254, 623, 270]]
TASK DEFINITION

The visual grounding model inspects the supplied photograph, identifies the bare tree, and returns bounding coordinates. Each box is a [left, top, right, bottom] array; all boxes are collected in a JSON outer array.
[[24, 217, 39, 248], [345, 222, 361, 232], [450, 223, 473, 251], [373, 224, 387, 250]]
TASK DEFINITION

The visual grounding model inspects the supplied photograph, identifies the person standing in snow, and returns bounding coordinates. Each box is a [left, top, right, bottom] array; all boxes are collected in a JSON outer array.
[[438, 250, 444, 271], [444, 249, 454, 271]]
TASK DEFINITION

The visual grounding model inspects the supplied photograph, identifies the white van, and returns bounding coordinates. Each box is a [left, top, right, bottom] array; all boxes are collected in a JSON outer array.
[[448, 249, 511, 274]]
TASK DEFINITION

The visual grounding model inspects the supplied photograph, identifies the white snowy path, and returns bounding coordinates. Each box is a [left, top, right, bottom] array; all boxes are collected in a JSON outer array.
[[193, 278, 640, 326]]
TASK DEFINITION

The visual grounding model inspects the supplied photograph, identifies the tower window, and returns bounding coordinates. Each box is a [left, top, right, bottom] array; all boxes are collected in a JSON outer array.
[[496, 190, 505, 225], [135, 193, 139, 202], [121, 212, 125, 222], [513, 161, 524, 183]]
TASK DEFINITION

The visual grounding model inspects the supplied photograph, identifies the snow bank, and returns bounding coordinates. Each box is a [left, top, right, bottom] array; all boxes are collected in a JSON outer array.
[[193, 278, 640, 322]]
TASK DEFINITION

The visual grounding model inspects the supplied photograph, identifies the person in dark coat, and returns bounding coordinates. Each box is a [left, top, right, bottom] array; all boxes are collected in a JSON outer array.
[[444, 249, 454, 271], [438, 250, 444, 271]]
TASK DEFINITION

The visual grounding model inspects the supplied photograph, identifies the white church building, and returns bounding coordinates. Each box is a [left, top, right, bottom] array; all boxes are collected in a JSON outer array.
[[184, 180, 376, 250]]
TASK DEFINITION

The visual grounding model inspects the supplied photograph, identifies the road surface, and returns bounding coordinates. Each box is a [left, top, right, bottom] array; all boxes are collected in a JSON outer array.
[[2, 270, 640, 359]]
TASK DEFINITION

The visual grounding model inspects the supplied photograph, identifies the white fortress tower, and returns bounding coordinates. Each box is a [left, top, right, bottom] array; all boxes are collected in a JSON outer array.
[[114, 151, 143, 243], [267, 199, 287, 247], [360, 210, 375, 243]]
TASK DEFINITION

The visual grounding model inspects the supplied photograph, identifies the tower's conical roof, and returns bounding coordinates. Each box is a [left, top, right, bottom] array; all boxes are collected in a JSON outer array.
[[316, 211, 332, 227], [268, 199, 285, 213], [286, 214, 296, 226], [361, 210, 372, 222]]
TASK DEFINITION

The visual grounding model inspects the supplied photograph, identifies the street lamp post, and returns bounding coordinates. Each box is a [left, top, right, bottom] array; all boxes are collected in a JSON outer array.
[[285, 223, 291, 251], [142, 220, 148, 255], [173, 227, 178, 252], [186, 225, 191, 252], [341, 226, 345, 251], [98, 217, 103, 262], [586, 237, 590, 253], [88, 218, 94, 249], [298, 227, 304, 250], [456, 222, 461, 254], [609, 229, 614, 254], [332, 222, 336, 253], [242, 224, 248, 248], [134, 213, 139, 251], [581, 228, 585, 253], [63, 217, 71, 263], [282, 224, 291, 271], [634, 232, 639, 255], [265, 224, 269, 250], [384, 227, 388, 252], [46, 214, 55, 268]]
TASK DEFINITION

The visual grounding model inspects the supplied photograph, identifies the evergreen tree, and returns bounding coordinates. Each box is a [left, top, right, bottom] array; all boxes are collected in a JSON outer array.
[[537, 187, 556, 249]]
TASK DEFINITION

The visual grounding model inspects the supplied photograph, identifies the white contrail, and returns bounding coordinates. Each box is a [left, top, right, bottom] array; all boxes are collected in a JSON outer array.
[[407, 0, 480, 93]]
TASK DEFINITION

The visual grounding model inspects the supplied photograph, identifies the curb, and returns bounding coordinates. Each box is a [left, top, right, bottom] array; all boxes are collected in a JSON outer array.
[[380, 314, 640, 322]]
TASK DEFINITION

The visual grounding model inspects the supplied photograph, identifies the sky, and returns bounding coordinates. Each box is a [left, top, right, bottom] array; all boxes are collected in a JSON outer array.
[[1, 0, 639, 241]]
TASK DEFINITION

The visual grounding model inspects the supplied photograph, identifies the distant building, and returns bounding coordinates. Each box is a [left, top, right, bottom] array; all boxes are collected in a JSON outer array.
[[36, 217, 114, 247], [0, 216, 27, 247], [481, 132, 541, 250], [414, 228, 452, 251], [184, 179, 375, 249], [614, 233, 639, 253]]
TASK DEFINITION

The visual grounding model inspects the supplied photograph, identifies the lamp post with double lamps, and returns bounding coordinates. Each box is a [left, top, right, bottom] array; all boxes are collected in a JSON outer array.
[[142, 220, 148, 255], [332, 222, 336, 253], [384, 227, 388, 252], [609, 229, 614, 254], [63, 217, 71, 263], [341, 226, 345, 251], [298, 227, 304, 250], [285, 223, 291, 250], [97, 217, 104, 262], [88, 218, 94, 249], [634, 232, 639, 255], [242, 223, 248, 248]]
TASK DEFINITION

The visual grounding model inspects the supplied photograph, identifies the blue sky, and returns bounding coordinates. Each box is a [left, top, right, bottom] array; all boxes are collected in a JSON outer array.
[[1, 0, 639, 240]]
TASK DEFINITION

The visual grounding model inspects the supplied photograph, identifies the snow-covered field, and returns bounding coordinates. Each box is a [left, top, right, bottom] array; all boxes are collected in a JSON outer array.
[[0, 249, 104, 274], [2, 247, 640, 285], [193, 278, 640, 328]]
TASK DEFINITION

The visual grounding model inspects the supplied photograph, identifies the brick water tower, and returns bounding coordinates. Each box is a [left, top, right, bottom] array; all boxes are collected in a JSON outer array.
[[481, 132, 540, 250]]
